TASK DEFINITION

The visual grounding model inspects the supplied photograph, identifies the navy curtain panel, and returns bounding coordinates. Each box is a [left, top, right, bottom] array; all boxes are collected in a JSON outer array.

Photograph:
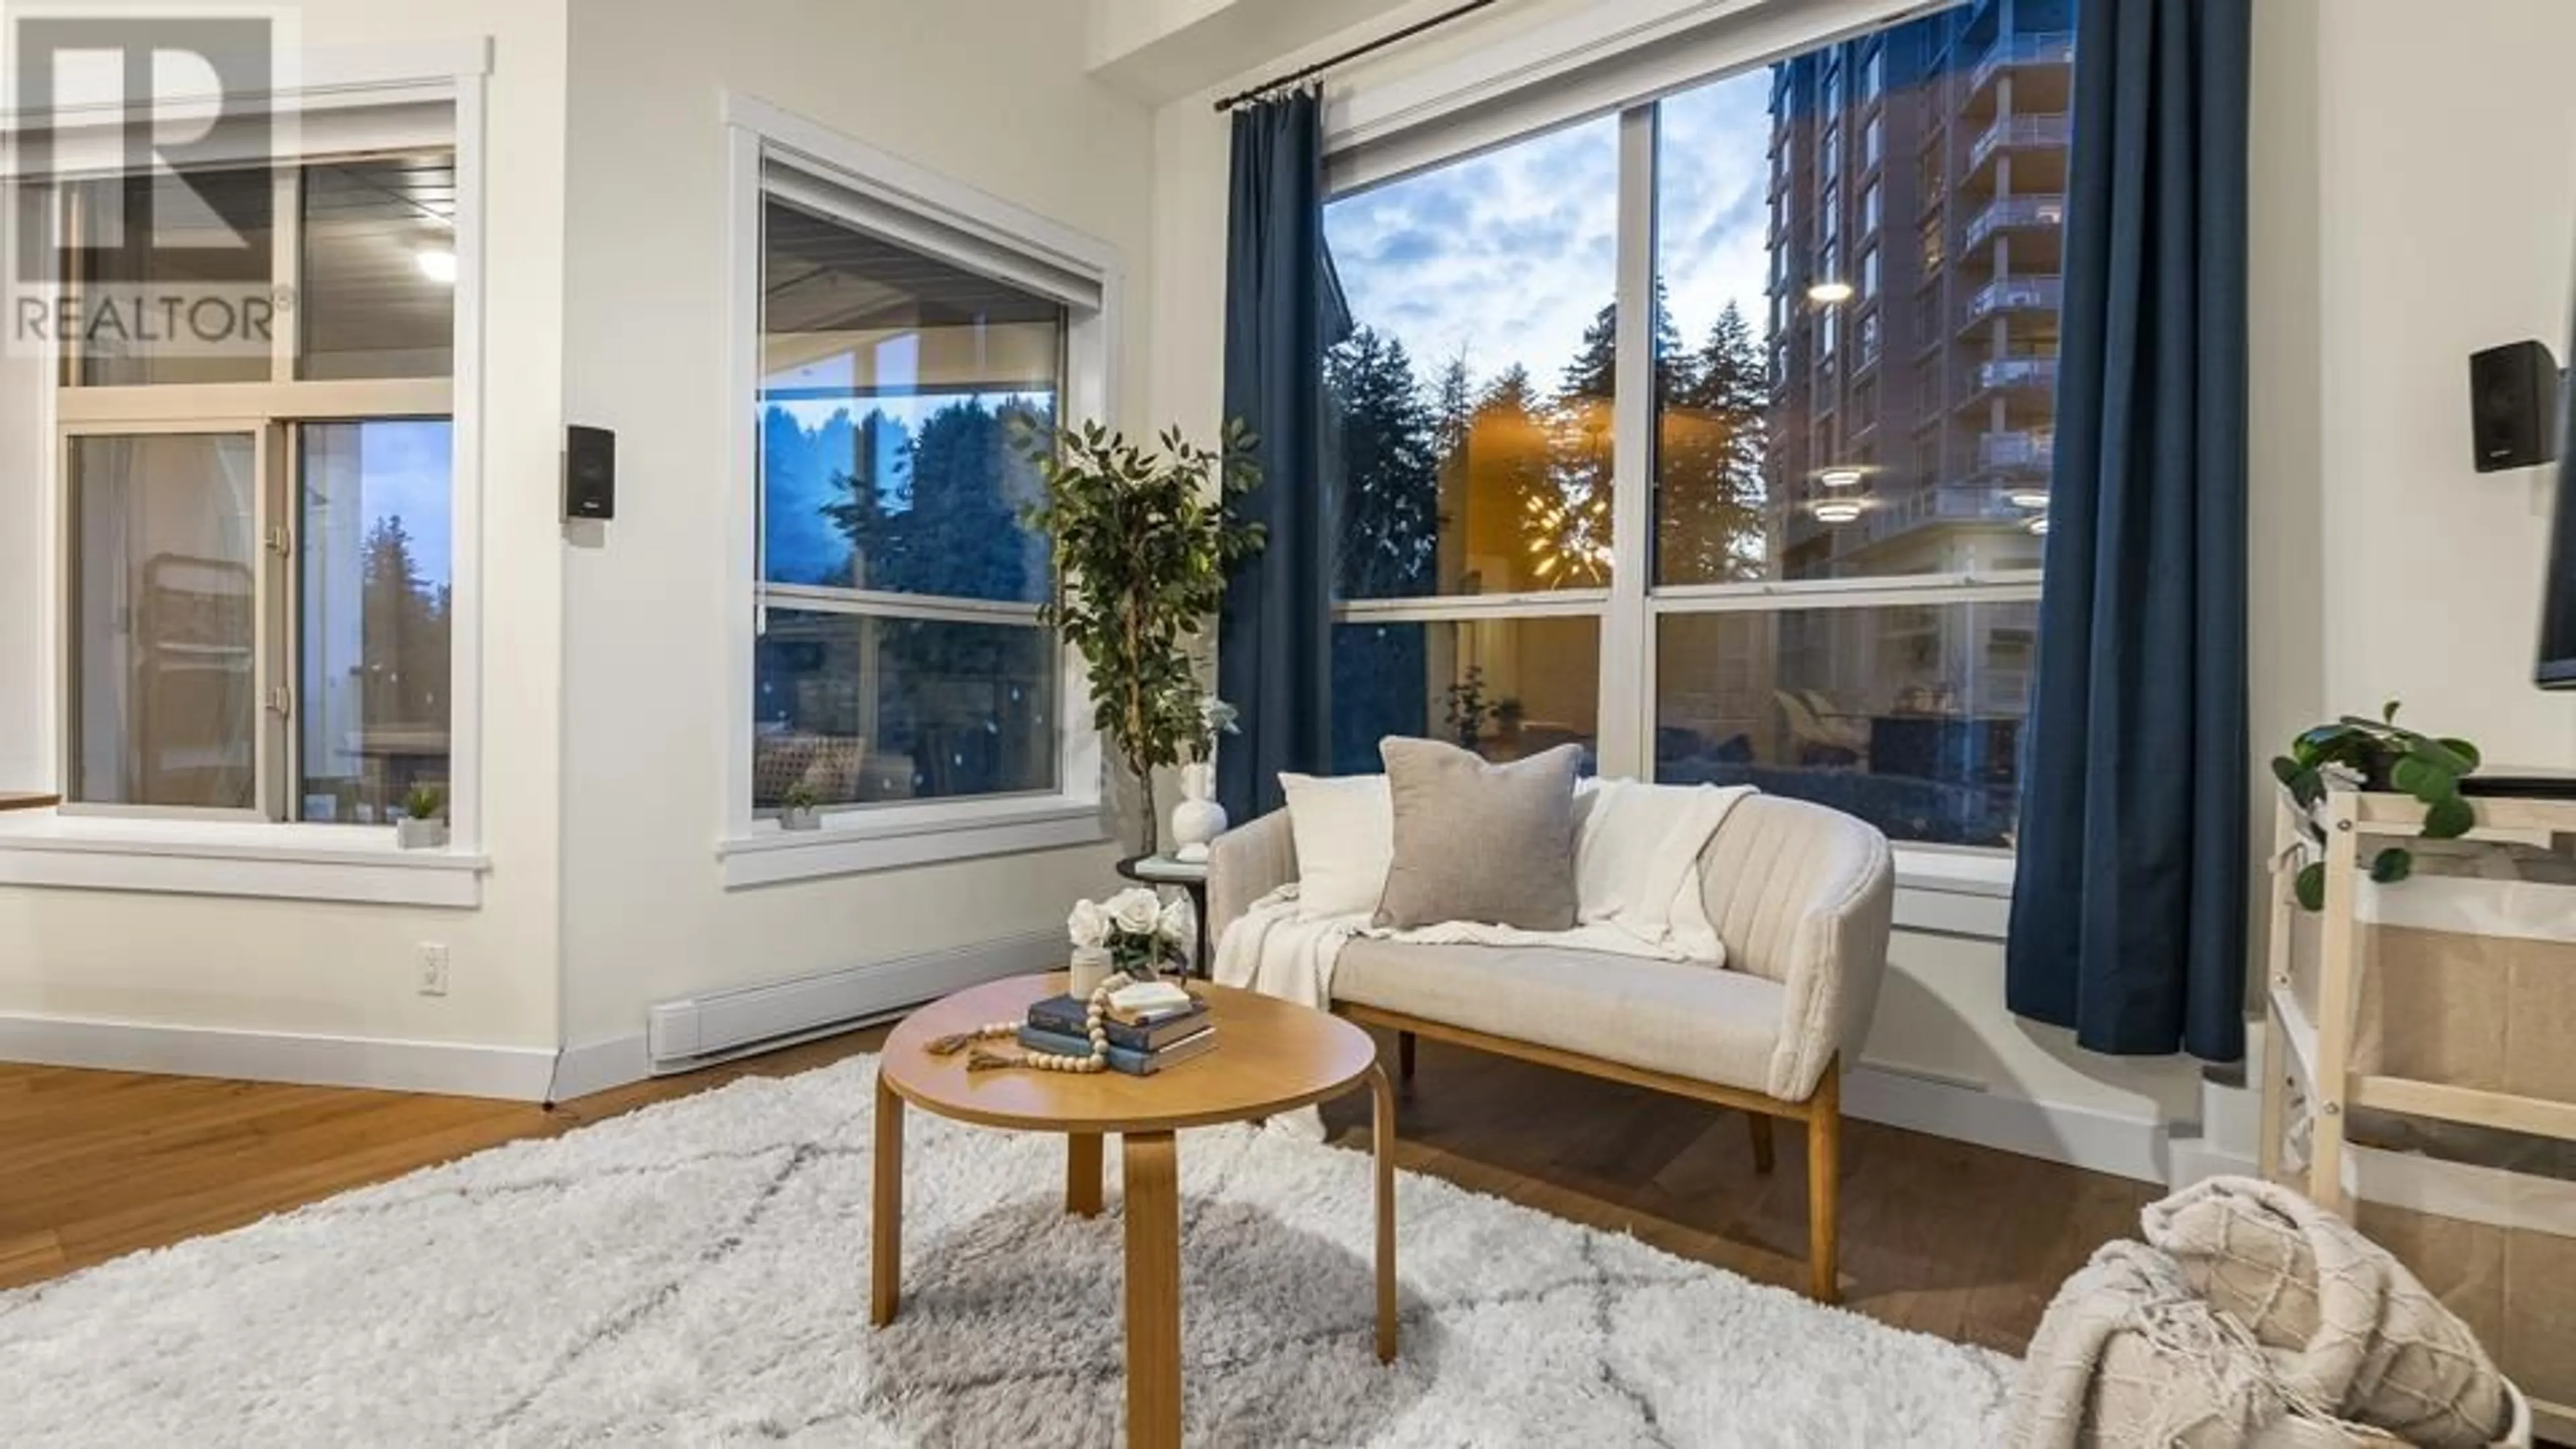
[[1216, 91, 1336, 823], [2004, 0, 2251, 1061]]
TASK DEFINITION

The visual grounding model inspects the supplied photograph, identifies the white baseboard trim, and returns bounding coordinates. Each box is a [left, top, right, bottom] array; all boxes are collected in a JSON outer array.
[[0, 1013, 556, 1099], [545, 930, 1070, 1103], [546, 1033, 651, 1105], [1843, 1061, 2178, 1185], [2163, 1139, 2259, 1193]]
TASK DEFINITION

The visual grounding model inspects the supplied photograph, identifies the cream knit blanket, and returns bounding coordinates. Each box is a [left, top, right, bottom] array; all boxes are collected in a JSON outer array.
[[2012, 1177, 2513, 1448]]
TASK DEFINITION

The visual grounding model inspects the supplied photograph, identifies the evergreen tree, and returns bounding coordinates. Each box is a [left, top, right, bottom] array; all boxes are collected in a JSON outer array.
[[1464, 364, 1556, 592], [1324, 325, 1440, 598], [358, 515, 447, 731], [1658, 301, 1771, 583], [1536, 288, 1688, 588]]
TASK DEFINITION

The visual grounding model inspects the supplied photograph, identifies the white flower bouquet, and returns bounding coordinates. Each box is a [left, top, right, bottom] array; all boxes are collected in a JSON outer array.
[[1068, 885, 1191, 979]]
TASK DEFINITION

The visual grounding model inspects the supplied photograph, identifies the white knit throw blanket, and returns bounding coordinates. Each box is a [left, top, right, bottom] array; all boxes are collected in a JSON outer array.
[[1214, 782, 1752, 1135], [2011, 1176, 2514, 1449]]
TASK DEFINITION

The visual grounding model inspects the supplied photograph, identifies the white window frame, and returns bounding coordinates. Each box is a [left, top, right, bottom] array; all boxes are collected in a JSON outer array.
[[1320, 0, 2039, 926], [716, 94, 1117, 888], [0, 39, 490, 908]]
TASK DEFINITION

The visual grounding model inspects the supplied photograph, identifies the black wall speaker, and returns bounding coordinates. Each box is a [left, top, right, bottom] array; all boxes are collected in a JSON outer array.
[[2469, 340, 2561, 473], [565, 425, 616, 521]]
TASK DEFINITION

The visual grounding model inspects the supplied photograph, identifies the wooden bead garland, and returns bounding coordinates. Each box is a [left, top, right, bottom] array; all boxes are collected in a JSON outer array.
[[924, 972, 1136, 1073]]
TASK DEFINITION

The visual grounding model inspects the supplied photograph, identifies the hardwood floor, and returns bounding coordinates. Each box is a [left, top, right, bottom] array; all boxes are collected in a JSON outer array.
[[0, 1026, 2151, 1356]]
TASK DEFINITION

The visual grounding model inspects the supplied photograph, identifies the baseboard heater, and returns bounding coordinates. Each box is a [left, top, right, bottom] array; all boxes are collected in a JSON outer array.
[[645, 930, 1061, 1073]]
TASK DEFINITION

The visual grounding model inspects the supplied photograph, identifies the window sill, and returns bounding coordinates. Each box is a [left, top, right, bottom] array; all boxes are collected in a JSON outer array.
[[1891, 846, 2015, 940], [0, 813, 488, 907], [718, 795, 1110, 888]]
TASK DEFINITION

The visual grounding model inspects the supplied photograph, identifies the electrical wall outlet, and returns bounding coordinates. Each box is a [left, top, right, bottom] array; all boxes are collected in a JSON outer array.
[[416, 943, 451, 997]]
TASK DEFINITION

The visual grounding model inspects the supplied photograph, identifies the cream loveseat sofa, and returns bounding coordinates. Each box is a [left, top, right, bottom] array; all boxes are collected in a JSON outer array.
[[1208, 792, 1895, 1302]]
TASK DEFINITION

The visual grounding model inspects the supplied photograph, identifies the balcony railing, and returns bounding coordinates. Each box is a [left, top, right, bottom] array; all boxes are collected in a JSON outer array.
[[1970, 32, 2076, 93], [1968, 113, 2072, 173], [1963, 276, 2065, 325], [1980, 430, 2055, 472], [1963, 193, 2067, 251], [1978, 356, 2059, 392]]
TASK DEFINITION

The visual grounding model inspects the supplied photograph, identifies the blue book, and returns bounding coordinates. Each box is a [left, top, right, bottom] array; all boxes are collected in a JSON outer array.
[[1015, 1024, 1216, 1075]]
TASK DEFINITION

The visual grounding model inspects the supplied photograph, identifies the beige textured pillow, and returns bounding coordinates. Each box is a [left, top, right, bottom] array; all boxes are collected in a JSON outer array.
[[1374, 737, 1582, 930]]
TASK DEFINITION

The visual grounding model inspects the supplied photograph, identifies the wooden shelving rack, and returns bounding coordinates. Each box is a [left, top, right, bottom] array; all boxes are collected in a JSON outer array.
[[2257, 783, 2576, 1442]]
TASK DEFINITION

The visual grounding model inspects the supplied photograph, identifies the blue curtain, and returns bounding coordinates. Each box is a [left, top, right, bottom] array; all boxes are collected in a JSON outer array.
[[2004, 0, 2251, 1061], [1217, 91, 1336, 822]]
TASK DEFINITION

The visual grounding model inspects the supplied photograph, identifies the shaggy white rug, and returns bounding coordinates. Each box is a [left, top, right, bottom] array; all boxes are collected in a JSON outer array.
[[0, 1054, 2014, 1446]]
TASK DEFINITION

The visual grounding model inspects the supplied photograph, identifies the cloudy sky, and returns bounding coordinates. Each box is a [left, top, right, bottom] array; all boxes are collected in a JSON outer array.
[[1323, 66, 1774, 398]]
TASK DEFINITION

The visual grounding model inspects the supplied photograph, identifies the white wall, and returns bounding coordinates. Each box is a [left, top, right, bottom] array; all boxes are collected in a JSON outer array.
[[2248, 0, 2576, 773], [552, 0, 1158, 1051], [0, 0, 571, 1060]]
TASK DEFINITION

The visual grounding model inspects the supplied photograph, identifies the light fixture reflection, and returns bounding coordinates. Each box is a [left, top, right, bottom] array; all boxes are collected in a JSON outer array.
[[1807, 280, 1855, 305], [1818, 467, 1865, 489], [2006, 488, 2050, 510], [416, 248, 458, 284], [1813, 499, 1864, 525], [2027, 514, 2051, 535]]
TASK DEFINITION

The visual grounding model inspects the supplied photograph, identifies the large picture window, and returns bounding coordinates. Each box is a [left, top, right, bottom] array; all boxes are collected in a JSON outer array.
[[751, 196, 1067, 815], [54, 154, 458, 826], [1324, 0, 2073, 849]]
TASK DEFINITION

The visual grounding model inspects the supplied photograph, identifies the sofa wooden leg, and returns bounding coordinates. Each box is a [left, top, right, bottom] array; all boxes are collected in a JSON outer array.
[[1746, 1113, 1775, 1174], [1807, 1062, 1841, 1305], [1397, 1030, 1416, 1085]]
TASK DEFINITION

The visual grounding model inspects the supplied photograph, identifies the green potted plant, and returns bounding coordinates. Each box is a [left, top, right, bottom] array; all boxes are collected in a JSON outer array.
[[1018, 419, 1265, 853], [396, 784, 447, 850], [2272, 701, 2482, 910], [779, 780, 824, 833]]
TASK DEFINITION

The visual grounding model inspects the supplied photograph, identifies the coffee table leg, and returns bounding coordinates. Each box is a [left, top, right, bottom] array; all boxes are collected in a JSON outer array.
[[1067, 1132, 1104, 1217], [1370, 1063, 1398, 1364], [1122, 1130, 1181, 1449], [871, 1076, 903, 1327]]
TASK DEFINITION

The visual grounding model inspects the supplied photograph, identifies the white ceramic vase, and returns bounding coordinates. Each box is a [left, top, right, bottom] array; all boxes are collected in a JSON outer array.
[[395, 816, 448, 850], [1170, 761, 1227, 860]]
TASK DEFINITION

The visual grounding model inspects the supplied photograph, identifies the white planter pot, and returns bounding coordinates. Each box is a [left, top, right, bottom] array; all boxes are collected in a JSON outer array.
[[395, 816, 448, 851], [1069, 946, 1112, 1000], [1169, 761, 1228, 860], [780, 806, 822, 833]]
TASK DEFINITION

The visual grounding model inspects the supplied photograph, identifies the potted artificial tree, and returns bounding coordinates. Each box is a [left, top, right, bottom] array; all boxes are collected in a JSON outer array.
[[1020, 419, 1264, 855]]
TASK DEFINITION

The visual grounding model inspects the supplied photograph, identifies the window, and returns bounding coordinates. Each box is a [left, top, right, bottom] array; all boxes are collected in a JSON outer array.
[[54, 155, 458, 824], [1321, 113, 1617, 769], [1322, 0, 2074, 847], [754, 197, 1065, 813]]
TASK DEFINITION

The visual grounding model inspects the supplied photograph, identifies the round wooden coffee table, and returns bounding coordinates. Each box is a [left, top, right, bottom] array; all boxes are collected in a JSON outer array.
[[873, 973, 1395, 1449]]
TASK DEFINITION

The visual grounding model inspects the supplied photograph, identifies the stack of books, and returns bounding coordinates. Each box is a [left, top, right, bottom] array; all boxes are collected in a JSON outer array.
[[1017, 980, 1215, 1075]]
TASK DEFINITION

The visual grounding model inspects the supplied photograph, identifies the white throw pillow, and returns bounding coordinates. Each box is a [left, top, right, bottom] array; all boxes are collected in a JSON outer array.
[[1279, 772, 1394, 920]]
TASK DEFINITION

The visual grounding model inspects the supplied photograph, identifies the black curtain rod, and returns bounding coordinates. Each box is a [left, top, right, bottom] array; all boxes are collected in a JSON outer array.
[[1213, 0, 1502, 113]]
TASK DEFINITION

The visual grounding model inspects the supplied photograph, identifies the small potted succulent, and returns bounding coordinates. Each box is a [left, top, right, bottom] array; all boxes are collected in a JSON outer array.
[[779, 780, 824, 833], [396, 784, 447, 850]]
